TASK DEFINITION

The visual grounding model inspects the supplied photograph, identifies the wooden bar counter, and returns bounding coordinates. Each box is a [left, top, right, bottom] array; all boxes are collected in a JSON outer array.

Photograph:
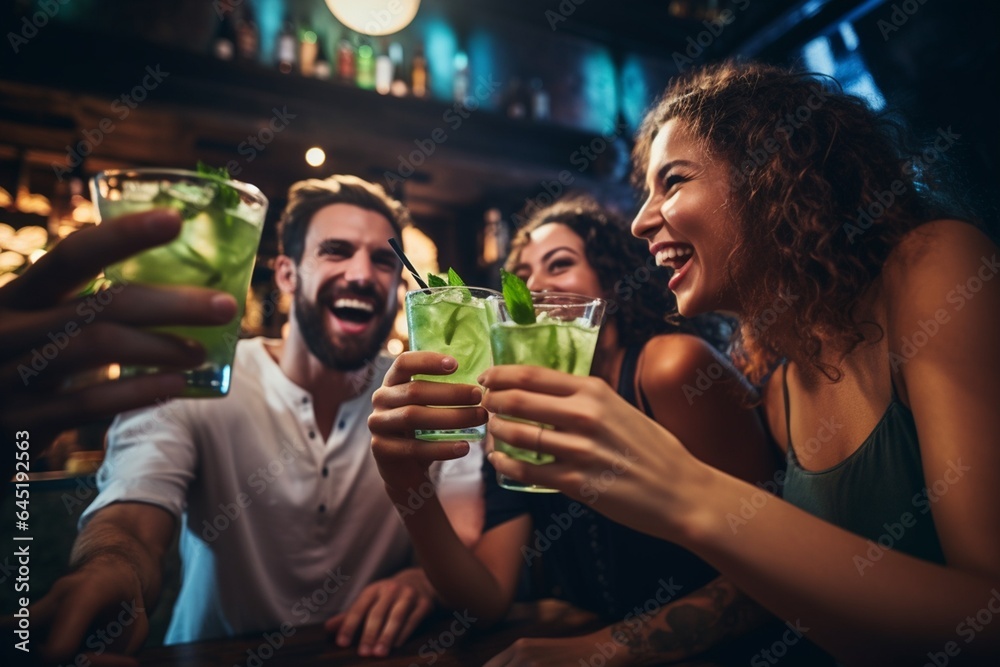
[[135, 600, 743, 666]]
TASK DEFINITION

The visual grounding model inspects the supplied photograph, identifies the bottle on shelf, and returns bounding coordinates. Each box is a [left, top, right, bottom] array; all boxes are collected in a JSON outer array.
[[299, 19, 318, 77], [453, 51, 470, 105], [504, 77, 528, 120], [530, 78, 550, 121], [235, 4, 259, 62], [375, 40, 393, 94], [411, 44, 428, 98], [389, 42, 408, 97], [276, 13, 297, 74], [212, 11, 237, 61], [337, 34, 356, 82], [313, 35, 332, 80], [356, 38, 375, 90]]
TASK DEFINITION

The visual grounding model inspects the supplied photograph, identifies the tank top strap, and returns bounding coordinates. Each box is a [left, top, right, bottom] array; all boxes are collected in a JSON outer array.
[[618, 344, 655, 419], [782, 362, 794, 450]]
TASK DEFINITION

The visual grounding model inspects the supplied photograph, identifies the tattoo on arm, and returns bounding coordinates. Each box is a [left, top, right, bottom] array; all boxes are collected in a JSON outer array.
[[609, 577, 768, 663]]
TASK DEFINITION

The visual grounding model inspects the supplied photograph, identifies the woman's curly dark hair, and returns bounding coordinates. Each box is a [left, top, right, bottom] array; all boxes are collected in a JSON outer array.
[[505, 196, 731, 351], [633, 60, 967, 384]]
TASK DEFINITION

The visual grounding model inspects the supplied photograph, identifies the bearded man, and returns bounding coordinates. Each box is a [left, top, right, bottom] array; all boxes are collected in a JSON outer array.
[[30, 176, 483, 661]]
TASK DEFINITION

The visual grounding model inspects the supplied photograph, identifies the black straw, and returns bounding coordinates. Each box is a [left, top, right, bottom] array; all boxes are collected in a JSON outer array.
[[388, 238, 428, 289]]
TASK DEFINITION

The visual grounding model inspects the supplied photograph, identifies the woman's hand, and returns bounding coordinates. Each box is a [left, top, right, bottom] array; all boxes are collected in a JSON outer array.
[[0, 210, 237, 460], [369, 351, 488, 494], [479, 365, 710, 543]]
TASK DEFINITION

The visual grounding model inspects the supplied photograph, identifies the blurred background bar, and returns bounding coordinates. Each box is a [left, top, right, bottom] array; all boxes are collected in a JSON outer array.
[[0, 0, 996, 645], [2, 1, 995, 294], [0, 0, 995, 439]]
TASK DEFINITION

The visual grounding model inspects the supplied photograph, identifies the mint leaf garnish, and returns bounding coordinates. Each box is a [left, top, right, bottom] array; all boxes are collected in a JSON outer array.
[[447, 268, 465, 286], [196, 160, 229, 180], [427, 273, 447, 287], [500, 268, 536, 325], [196, 161, 241, 223]]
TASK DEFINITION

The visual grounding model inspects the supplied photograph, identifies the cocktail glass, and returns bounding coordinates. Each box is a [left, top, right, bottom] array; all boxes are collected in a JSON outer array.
[[90, 168, 268, 397], [486, 292, 605, 493], [405, 286, 500, 440]]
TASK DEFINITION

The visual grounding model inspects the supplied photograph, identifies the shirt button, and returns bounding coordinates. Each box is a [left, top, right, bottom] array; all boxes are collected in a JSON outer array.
[[302, 397, 309, 404], [338, 420, 346, 430], [309, 430, 316, 439], [318, 504, 326, 513], [322, 467, 329, 477]]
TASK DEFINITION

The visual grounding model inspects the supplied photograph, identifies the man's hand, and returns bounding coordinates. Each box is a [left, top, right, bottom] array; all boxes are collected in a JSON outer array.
[[484, 630, 632, 667], [325, 567, 437, 658], [23, 558, 149, 666], [0, 209, 237, 464]]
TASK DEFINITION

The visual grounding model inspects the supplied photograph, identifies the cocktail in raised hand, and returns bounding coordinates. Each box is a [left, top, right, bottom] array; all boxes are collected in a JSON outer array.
[[487, 271, 605, 492], [90, 166, 267, 397]]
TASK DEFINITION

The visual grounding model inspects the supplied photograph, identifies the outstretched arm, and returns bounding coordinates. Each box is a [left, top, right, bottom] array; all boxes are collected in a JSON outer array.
[[330, 352, 530, 657], [369, 352, 529, 623], [28, 502, 176, 664]]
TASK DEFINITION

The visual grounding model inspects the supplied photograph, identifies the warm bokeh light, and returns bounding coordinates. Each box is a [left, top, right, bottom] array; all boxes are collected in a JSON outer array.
[[305, 147, 326, 167], [386, 338, 404, 355], [0, 250, 24, 271], [6, 226, 48, 254]]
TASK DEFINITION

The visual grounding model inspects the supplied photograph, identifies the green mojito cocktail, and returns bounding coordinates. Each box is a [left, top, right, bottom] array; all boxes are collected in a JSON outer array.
[[487, 291, 605, 492], [90, 168, 268, 397], [405, 286, 500, 440]]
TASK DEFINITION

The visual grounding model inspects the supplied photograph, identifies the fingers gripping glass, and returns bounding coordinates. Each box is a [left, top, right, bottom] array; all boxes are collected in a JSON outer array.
[[405, 286, 500, 441], [486, 292, 605, 493], [90, 169, 267, 397]]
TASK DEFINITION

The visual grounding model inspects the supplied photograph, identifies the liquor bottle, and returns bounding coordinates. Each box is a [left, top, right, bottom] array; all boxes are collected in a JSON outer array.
[[504, 78, 528, 120], [337, 35, 356, 82], [235, 3, 259, 62], [530, 78, 550, 121], [411, 44, 428, 98], [299, 19, 318, 76], [212, 11, 237, 61], [453, 51, 469, 105], [389, 42, 408, 97], [276, 14, 297, 74], [375, 40, 393, 94], [356, 39, 375, 90], [313, 35, 332, 80]]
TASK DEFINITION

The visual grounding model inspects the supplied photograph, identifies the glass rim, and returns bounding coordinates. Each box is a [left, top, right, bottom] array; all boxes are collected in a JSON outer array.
[[406, 286, 502, 297], [91, 168, 268, 207], [487, 290, 606, 306]]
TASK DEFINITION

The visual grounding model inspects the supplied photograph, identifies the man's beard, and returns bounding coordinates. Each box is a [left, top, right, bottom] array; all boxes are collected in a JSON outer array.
[[293, 282, 395, 371]]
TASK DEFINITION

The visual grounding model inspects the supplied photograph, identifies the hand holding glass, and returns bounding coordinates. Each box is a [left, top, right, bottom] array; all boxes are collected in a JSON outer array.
[[487, 292, 605, 492], [90, 169, 267, 397], [405, 286, 500, 440]]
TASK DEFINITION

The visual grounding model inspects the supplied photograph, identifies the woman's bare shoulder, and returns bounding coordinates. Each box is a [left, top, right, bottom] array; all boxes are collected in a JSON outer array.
[[880, 220, 997, 333]]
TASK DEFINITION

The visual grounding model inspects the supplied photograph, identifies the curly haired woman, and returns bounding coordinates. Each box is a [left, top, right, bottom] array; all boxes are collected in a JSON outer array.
[[479, 62, 1000, 664]]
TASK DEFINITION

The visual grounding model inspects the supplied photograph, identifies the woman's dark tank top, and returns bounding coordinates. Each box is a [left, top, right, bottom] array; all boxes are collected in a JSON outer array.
[[780, 364, 946, 566]]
